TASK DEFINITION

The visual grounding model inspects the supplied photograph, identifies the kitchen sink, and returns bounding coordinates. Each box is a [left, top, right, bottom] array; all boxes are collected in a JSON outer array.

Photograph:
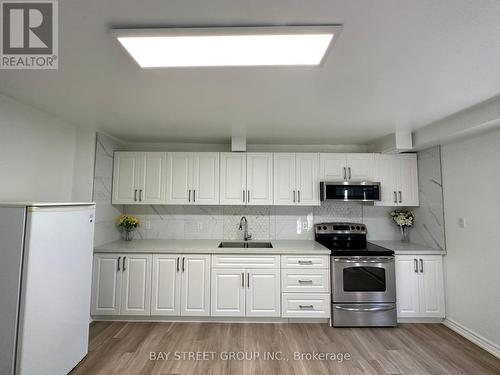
[[218, 241, 273, 248]]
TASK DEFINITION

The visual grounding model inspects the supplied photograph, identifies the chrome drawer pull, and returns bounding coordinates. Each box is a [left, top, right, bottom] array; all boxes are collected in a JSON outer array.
[[335, 305, 394, 312], [298, 260, 313, 265], [299, 305, 314, 310], [298, 280, 313, 284], [333, 257, 393, 263]]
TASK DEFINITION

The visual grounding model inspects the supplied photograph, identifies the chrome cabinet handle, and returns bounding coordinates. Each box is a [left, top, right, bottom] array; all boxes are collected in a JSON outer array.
[[335, 305, 394, 312], [122, 257, 126, 271], [348, 167, 351, 180], [414, 259, 418, 273], [419, 259, 424, 273], [241, 272, 245, 288], [299, 305, 314, 310], [117, 256, 121, 271], [298, 260, 313, 265], [134, 189, 137, 202], [247, 190, 250, 203], [293, 190, 296, 203], [182, 257, 185, 272], [399, 191, 402, 203], [243, 190, 245, 203], [176, 257, 180, 272], [393, 191, 397, 204], [298, 190, 301, 203], [193, 190, 196, 202], [298, 280, 313, 284], [139, 189, 142, 202], [188, 190, 191, 202], [343, 167, 346, 180], [247, 272, 250, 288]]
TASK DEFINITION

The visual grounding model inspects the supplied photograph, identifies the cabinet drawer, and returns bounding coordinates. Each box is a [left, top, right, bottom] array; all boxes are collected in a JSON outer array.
[[281, 293, 330, 318], [281, 269, 330, 293], [212, 255, 280, 269], [281, 255, 329, 268]]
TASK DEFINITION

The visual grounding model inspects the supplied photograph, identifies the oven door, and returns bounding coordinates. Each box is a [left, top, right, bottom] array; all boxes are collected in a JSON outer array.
[[331, 256, 395, 303]]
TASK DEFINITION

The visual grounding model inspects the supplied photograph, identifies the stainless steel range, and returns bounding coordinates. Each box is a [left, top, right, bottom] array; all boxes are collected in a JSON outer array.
[[315, 222, 397, 327]]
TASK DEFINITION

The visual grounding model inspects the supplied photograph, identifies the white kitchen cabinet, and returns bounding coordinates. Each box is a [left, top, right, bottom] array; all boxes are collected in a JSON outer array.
[[112, 152, 167, 204], [92, 253, 152, 316], [151, 254, 211, 316], [375, 154, 419, 206], [274, 153, 320, 206], [320, 153, 374, 181], [180, 255, 211, 316], [395, 255, 445, 319], [211, 268, 246, 317], [166, 152, 220, 205], [246, 269, 281, 317], [246, 153, 273, 205], [220, 153, 247, 205]]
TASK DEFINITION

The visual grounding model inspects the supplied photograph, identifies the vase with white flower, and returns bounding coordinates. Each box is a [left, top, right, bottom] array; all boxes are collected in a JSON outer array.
[[117, 215, 140, 241], [390, 208, 414, 242]]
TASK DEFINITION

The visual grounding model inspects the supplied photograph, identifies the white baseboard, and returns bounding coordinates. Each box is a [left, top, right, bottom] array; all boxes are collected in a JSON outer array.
[[398, 317, 444, 324], [91, 316, 329, 324], [443, 318, 500, 359]]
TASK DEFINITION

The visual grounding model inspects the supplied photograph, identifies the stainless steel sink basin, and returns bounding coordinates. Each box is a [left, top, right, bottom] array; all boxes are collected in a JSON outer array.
[[218, 241, 273, 249]]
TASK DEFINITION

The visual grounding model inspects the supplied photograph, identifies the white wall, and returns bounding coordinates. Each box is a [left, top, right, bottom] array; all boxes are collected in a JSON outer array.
[[72, 126, 96, 201], [441, 127, 500, 350], [0, 94, 77, 202]]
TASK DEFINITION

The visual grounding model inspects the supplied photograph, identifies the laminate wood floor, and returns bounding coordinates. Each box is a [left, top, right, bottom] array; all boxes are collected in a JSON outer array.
[[70, 322, 500, 375]]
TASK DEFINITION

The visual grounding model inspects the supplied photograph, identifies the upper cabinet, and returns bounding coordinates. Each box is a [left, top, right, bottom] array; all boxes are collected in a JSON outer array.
[[320, 153, 374, 181], [219, 152, 273, 205], [274, 153, 320, 206], [375, 154, 419, 206], [166, 152, 219, 205], [112, 152, 166, 205]]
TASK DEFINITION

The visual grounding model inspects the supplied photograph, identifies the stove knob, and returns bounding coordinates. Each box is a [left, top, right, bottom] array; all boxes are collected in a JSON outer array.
[[356, 226, 360, 230], [317, 225, 322, 230], [361, 225, 366, 231], [350, 225, 355, 230], [322, 226, 327, 230]]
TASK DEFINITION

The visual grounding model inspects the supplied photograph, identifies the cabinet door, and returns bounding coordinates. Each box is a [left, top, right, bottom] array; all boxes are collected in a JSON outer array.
[[395, 256, 420, 318], [374, 154, 398, 206], [273, 153, 296, 205], [91, 254, 122, 315], [398, 154, 419, 206], [180, 255, 211, 316], [346, 153, 374, 181], [166, 152, 192, 204], [320, 153, 346, 180], [418, 256, 445, 318], [246, 153, 273, 205], [151, 255, 181, 316], [112, 152, 143, 204], [211, 269, 245, 316], [296, 153, 320, 206], [192, 153, 219, 205], [140, 152, 167, 204], [246, 269, 281, 317], [220, 153, 246, 205], [121, 254, 152, 315]]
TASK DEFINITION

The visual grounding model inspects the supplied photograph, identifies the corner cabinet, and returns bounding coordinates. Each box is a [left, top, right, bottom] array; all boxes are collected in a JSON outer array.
[[219, 152, 273, 205], [112, 152, 167, 205], [273, 153, 320, 206], [375, 154, 419, 206], [395, 255, 445, 319], [320, 153, 374, 181]]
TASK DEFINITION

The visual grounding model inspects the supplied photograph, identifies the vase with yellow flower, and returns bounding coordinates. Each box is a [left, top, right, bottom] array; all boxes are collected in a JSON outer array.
[[117, 215, 140, 241]]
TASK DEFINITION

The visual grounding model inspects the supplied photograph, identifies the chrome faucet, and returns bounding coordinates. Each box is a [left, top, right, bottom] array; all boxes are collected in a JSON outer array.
[[239, 216, 252, 241]]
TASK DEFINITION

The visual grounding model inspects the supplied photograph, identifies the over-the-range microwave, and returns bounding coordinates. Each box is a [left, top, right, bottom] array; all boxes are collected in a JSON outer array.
[[320, 181, 381, 202]]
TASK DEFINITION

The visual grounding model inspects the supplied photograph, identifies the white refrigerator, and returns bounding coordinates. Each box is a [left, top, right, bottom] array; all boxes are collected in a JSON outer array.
[[0, 203, 95, 375]]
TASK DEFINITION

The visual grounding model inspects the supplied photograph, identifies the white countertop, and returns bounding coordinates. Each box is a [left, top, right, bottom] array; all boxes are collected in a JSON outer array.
[[94, 239, 331, 255], [369, 240, 446, 255]]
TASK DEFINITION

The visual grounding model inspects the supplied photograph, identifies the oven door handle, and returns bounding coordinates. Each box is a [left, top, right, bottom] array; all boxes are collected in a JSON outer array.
[[335, 305, 395, 312], [333, 257, 394, 263]]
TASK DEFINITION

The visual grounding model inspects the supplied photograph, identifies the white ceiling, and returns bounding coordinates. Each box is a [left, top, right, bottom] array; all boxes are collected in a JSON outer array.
[[1, 0, 500, 144]]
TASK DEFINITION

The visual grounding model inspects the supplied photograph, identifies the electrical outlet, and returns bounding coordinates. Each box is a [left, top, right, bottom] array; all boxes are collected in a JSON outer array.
[[302, 222, 308, 230], [458, 218, 466, 228]]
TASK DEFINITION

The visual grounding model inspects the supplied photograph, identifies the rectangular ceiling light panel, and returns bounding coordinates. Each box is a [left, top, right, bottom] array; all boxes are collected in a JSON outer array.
[[115, 26, 342, 68]]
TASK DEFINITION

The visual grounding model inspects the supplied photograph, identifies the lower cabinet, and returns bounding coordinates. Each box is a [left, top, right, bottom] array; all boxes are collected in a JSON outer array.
[[395, 255, 445, 318], [92, 253, 152, 316], [211, 268, 281, 317], [151, 254, 211, 316]]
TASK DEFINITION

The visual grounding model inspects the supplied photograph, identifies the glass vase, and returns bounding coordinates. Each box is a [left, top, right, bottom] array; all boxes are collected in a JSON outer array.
[[400, 226, 410, 242], [123, 230, 134, 241]]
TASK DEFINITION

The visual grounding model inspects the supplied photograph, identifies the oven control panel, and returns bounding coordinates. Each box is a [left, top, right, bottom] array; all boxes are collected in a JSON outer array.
[[315, 222, 367, 235]]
